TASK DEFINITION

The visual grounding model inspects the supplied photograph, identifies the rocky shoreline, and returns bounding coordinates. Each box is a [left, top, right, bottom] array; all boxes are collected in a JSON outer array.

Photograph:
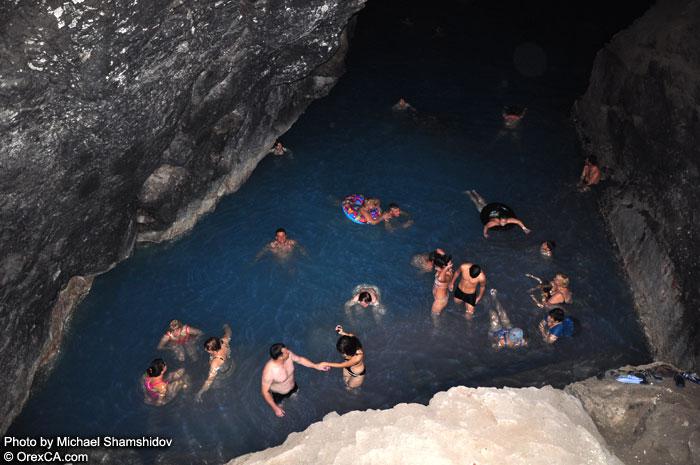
[[0, 0, 366, 434]]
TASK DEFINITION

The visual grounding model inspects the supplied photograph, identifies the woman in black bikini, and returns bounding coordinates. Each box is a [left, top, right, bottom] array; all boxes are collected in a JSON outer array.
[[195, 324, 233, 402], [320, 326, 365, 389]]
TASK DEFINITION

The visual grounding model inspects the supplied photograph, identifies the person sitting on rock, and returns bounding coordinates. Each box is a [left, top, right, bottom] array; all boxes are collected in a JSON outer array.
[[578, 156, 601, 191], [157, 319, 203, 362], [538, 307, 574, 344]]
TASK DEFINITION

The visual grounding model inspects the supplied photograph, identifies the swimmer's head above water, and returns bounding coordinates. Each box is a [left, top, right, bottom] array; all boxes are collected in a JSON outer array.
[[386, 203, 401, 217], [540, 241, 556, 257], [469, 264, 482, 278], [204, 337, 223, 353], [269, 342, 289, 360], [357, 291, 373, 307], [146, 358, 167, 377], [336, 335, 362, 357], [433, 252, 452, 269]]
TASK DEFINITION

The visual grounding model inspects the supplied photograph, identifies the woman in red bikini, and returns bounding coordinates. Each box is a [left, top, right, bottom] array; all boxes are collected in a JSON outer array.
[[157, 320, 203, 362]]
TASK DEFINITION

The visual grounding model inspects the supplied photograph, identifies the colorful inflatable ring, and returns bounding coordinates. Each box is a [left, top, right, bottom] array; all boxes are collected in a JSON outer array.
[[342, 194, 380, 224]]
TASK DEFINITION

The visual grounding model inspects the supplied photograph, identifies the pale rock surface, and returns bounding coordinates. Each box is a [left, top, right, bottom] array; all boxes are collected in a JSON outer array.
[[229, 386, 622, 465]]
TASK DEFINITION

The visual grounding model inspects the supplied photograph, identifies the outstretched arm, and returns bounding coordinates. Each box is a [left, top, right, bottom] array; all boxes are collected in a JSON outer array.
[[290, 351, 329, 371], [320, 353, 363, 370], [187, 326, 203, 337], [508, 218, 530, 234], [196, 362, 221, 401], [222, 324, 232, 341], [255, 244, 272, 261]]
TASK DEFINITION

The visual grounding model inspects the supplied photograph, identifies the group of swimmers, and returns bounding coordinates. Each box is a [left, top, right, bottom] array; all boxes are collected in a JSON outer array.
[[142, 97, 601, 416]]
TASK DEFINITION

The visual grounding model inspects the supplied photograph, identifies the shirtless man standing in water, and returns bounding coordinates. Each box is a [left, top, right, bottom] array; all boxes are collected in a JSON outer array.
[[261, 343, 329, 417], [449, 263, 487, 316]]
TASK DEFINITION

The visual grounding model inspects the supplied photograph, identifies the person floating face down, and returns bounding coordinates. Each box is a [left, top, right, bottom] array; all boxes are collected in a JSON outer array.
[[261, 343, 329, 418], [319, 326, 366, 389], [488, 289, 527, 349]]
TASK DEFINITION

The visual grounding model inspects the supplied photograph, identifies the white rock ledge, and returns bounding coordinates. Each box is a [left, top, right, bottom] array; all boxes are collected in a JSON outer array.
[[228, 386, 623, 465]]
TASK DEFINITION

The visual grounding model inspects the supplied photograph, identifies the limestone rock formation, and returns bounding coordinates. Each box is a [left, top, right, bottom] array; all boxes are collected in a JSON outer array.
[[0, 0, 365, 433], [573, 0, 700, 369], [566, 362, 700, 465], [229, 386, 623, 465]]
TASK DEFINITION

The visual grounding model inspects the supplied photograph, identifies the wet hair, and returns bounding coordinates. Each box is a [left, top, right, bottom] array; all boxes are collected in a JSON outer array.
[[543, 241, 556, 250], [469, 264, 481, 278], [169, 319, 182, 331], [336, 335, 362, 357], [204, 337, 222, 352], [548, 308, 565, 322], [433, 253, 452, 268], [554, 273, 570, 287], [146, 359, 166, 377], [587, 156, 598, 166], [358, 291, 372, 303], [427, 251, 437, 262], [269, 342, 286, 360], [275, 228, 286, 235], [388, 203, 399, 210]]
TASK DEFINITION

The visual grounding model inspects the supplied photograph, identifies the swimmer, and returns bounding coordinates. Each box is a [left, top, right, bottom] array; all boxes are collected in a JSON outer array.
[[157, 319, 203, 362], [449, 262, 486, 316], [488, 289, 527, 349], [392, 97, 416, 112], [431, 253, 453, 314], [464, 190, 531, 238], [382, 203, 413, 230], [319, 326, 366, 389], [256, 228, 303, 260], [195, 324, 233, 402], [411, 248, 447, 272], [578, 156, 601, 191], [261, 343, 330, 417], [359, 198, 384, 224], [540, 241, 556, 258], [345, 286, 380, 309], [143, 358, 188, 406], [269, 140, 289, 156], [502, 105, 527, 129], [538, 307, 575, 344], [526, 273, 573, 308]]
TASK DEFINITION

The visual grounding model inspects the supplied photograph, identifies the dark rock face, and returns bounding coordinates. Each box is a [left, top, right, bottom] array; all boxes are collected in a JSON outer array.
[[566, 362, 700, 465], [573, 0, 700, 370], [0, 0, 365, 433]]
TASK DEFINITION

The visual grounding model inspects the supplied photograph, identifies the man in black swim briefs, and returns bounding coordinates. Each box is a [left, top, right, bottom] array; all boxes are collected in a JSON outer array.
[[450, 263, 487, 316], [261, 343, 329, 418]]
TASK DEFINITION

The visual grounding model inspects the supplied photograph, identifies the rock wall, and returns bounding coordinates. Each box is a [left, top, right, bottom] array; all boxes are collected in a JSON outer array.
[[228, 386, 623, 465], [566, 362, 700, 465], [0, 0, 365, 434], [573, 0, 700, 370]]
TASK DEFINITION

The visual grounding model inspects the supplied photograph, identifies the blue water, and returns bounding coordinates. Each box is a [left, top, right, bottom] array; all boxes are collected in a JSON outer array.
[[9, 3, 650, 464]]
